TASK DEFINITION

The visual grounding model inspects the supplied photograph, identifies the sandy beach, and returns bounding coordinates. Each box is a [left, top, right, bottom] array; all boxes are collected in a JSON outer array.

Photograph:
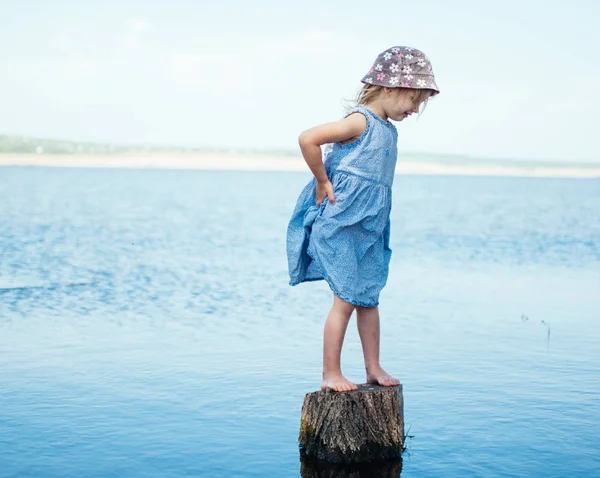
[[1, 153, 599, 178]]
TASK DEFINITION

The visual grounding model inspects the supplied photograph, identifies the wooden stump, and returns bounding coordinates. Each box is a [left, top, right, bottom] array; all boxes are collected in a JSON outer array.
[[299, 453, 402, 478], [299, 384, 404, 464]]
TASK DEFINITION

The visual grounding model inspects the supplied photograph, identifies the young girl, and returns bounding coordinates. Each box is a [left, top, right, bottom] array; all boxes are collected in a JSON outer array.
[[287, 46, 439, 392]]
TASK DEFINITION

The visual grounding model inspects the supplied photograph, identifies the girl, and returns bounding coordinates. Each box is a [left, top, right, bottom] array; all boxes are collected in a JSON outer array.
[[287, 46, 439, 392]]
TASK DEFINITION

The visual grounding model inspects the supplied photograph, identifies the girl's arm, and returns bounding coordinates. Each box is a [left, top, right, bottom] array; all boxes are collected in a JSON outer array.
[[298, 113, 367, 206]]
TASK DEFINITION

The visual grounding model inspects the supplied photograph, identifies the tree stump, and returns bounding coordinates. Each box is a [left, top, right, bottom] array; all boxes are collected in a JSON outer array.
[[299, 384, 404, 464], [299, 453, 402, 478]]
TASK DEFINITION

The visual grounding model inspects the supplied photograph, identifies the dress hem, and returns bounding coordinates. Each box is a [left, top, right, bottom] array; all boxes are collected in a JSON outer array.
[[290, 277, 379, 307], [289, 262, 380, 309]]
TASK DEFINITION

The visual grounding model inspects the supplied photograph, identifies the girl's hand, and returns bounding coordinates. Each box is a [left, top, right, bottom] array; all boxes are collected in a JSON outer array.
[[316, 180, 336, 207]]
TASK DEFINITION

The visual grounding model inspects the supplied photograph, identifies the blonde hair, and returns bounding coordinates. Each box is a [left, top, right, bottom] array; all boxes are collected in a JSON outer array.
[[355, 84, 433, 114], [355, 83, 384, 106]]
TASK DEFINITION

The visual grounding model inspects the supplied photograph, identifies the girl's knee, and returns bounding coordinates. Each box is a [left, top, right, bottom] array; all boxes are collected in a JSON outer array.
[[356, 305, 377, 312], [333, 295, 356, 315]]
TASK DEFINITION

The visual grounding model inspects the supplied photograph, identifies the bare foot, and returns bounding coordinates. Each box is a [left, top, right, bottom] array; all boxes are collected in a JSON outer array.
[[366, 367, 400, 387], [321, 373, 359, 392]]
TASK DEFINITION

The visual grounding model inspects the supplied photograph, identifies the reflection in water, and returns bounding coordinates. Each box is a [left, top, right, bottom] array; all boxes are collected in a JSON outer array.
[[299, 453, 402, 478]]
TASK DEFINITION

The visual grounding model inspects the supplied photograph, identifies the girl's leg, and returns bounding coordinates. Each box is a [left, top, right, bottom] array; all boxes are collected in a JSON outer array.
[[322, 295, 359, 392], [356, 305, 400, 387]]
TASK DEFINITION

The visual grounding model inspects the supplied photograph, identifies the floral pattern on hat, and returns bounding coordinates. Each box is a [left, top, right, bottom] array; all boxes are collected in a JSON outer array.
[[361, 46, 439, 95]]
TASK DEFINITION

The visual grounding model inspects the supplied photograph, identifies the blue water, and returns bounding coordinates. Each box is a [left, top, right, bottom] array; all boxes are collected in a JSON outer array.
[[1, 167, 599, 478]]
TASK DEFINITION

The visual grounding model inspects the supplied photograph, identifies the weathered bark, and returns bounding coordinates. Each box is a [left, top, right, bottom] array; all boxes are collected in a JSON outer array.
[[299, 384, 404, 464], [299, 453, 402, 477]]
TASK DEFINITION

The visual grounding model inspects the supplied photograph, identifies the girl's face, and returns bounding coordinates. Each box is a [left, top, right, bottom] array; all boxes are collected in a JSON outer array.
[[384, 88, 429, 121]]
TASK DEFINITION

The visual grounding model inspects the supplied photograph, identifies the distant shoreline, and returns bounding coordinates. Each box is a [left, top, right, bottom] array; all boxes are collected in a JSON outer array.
[[1, 153, 599, 179]]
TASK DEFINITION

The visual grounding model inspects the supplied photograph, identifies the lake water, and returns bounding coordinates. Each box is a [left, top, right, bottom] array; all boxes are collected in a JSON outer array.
[[1, 166, 599, 477]]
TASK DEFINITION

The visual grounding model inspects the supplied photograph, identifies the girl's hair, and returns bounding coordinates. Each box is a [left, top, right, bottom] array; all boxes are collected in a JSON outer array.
[[355, 83, 384, 106], [355, 84, 433, 113]]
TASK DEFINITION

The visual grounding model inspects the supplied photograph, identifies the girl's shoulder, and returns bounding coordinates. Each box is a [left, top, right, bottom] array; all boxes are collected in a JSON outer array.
[[343, 106, 374, 136], [345, 105, 397, 138], [344, 104, 370, 120], [332, 106, 397, 152]]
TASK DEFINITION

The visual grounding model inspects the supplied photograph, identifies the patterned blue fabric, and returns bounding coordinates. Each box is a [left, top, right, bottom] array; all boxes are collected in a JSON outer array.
[[287, 106, 398, 307]]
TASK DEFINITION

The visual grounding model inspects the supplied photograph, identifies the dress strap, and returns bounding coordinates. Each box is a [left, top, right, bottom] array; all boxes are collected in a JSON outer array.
[[344, 104, 370, 118], [343, 105, 372, 132]]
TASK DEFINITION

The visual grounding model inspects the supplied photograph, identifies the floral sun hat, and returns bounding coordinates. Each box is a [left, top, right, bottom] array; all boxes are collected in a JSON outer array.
[[361, 46, 439, 95]]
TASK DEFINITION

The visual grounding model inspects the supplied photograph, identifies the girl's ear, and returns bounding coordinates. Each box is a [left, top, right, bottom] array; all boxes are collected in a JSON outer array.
[[383, 87, 392, 96]]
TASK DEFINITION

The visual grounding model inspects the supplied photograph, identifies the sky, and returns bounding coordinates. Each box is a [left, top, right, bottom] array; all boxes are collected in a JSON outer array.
[[1, 0, 599, 161]]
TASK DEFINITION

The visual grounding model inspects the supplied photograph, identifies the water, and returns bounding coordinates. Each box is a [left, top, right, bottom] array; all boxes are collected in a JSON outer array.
[[1, 167, 599, 477]]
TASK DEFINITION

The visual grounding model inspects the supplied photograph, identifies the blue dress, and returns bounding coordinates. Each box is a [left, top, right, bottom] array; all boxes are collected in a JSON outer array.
[[286, 105, 398, 307]]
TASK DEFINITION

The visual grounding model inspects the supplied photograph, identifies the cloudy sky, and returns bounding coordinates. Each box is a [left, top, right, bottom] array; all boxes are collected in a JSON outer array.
[[1, 0, 598, 161]]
